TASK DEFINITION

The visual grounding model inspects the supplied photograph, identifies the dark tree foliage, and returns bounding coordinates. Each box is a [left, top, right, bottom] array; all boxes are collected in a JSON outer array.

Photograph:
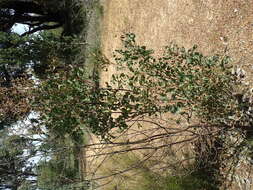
[[0, 1, 88, 189], [0, 134, 38, 190], [0, 0, 67, 36], [0, 30, 80, 128]]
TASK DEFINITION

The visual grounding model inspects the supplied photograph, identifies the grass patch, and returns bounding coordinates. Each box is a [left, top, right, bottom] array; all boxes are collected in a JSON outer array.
[[94, 150, 219, 190]]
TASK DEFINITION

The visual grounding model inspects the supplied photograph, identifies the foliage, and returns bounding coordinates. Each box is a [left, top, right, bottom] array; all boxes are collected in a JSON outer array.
[[0, 31, 80, 78], [0, 1, 91, 189], [79, 33, 253, 188], [0, 132, 38, 190], [0, 78, 31, 127], [35, 32, 253, 139], [0, 0, 87, 35], [0, 9, 88, 190], [0, 32, 31, 86], [0, 127, 87, 190], [61, 0, 88, 36], [34, 66, 87, 138], [107, 34, 241, 127], [34, 133, 88, 189], [29, 31, 253, 190], [28, 32, 87, 187], [37, 158, 79, 189], [71, 33, 251, 138], [0, 30, 80, 128], [0, 0, 61, 34]]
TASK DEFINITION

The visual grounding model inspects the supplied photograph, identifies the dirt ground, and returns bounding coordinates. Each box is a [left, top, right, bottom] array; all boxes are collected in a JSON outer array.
[[90, 0, 253, 189], [100, 0, 253, 83]]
